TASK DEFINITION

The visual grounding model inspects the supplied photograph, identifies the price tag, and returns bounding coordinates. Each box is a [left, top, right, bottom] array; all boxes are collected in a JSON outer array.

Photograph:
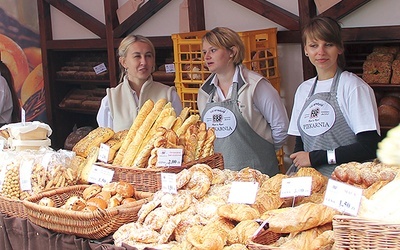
[[93, 63, 107, 74], [323, 179, 362, 216], [228, 181, 259, 204], [21, 108, 26, 125], [156, 148, 183, 167], [41, 152, 53, 170], [87, 164, 114, 186], [280, 176, 312, 198], [98, 143, 110, 163], [161, 172, 177, 194], [164, 63, 175, 73], [20, 160, 34, 191]]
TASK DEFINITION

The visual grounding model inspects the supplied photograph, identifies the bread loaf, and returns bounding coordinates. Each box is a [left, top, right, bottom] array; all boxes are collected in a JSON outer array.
[[261, 203, 338, 233], [391, 59, 400, 84], [64, 126, 93, 150], [113, 99, 154, 165], [72, 127, 114, 157], [379, 95, 400, 110], [362, 60, 392, 84], [378, 104, 400, 126]]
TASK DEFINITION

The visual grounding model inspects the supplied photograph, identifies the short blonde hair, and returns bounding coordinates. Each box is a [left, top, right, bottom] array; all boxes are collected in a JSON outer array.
[[202, 27, 245, 66]]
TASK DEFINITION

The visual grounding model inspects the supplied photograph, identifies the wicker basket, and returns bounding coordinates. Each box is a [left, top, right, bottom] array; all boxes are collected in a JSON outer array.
[[0, 195, 26, 218], [333, 214, 400, 249], [247, 227, 282, 250], [22, 185, 152, 239], [100, 153, 224, 193]]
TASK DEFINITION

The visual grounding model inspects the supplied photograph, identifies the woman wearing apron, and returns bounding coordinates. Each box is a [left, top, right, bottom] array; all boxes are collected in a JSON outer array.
[[197, 27, 289, 177], [288, 17, 381, 177]]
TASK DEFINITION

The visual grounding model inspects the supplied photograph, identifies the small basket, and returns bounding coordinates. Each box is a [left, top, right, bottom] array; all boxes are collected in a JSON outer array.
[[0, 195, 26, 218], [100, 153, 224, 193], [23, 185, 152, 239], [333, 214, 400, 249], [247, 229, 282, 250]]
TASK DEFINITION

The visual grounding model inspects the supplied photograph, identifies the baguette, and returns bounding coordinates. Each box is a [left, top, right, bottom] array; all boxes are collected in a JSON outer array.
[[261, 203, 339, 233], [179, 107, 191, 121], [176, 114, 200, 137], [171, 117, 183, 133], [121, 98, 167, 167], [105, 129, 128, 163], [72, 127, 114, 158], [131, 128, 167, 168], [113, 99, 154, 165]]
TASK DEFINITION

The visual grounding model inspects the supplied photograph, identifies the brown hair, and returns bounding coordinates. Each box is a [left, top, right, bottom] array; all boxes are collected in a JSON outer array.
[[202, 27, 245, 66], [117, 34, 156, 82], [0, 61, 20, 122], [302, 16, 346, 69]]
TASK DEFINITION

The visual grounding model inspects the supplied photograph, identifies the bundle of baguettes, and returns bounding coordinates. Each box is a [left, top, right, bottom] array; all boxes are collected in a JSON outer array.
[[112, 98, 216, 168]]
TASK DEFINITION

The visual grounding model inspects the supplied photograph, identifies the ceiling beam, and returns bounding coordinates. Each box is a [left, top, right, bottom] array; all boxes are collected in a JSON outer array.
[[113, 0, 172, 38], [231, 0, 299, 30], [319, 0, 372, 20], [44, 0, 106, 38]]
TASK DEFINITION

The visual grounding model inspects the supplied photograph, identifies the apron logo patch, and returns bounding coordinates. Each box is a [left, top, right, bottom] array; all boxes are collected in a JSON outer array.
[[213, 114, 223, 123]]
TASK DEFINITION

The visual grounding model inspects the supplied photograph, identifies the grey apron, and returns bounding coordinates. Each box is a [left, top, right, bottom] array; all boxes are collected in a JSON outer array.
[[297, 69, 357, 176], [202, 82, 279, 176]]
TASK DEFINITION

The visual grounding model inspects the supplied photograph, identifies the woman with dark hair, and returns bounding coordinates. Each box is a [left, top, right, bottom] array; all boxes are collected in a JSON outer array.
[[288, 16, 380, 176], [0, 60, 20, 125]]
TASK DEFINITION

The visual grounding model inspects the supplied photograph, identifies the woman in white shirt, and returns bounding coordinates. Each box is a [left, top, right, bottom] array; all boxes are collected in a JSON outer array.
[[97, 35, 182, 132]]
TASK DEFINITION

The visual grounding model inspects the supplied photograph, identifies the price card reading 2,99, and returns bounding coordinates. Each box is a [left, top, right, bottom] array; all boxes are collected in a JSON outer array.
[[323, 179, 362, 216]]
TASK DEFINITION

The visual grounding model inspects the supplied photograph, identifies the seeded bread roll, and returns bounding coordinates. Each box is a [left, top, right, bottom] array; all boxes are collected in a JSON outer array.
[[72, 127, 114, 157]]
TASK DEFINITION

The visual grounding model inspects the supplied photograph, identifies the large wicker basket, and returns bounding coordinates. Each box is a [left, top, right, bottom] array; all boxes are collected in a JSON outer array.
[[100, 153, 224, 193], [333, 214, 400, 249], [22, 185, 152, 239], [0, 195, 26, 218]]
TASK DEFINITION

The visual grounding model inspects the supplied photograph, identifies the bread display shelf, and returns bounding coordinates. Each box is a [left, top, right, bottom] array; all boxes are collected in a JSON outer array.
[[23, 185, 152, 240]]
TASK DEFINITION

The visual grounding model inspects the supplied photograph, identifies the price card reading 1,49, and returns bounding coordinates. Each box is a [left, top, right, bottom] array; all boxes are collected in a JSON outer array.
[[323, 179, 362, 216]]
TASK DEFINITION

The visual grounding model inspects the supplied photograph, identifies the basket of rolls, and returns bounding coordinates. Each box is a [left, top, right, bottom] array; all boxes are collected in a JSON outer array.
[[0, 149, 80, 218], [22, 182, 152, 239], [73, 98, 224, 193]]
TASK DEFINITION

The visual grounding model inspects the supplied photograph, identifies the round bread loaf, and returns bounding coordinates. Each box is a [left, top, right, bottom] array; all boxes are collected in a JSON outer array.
[[379, 96, 400, 111], [378, 104, 400, 126]]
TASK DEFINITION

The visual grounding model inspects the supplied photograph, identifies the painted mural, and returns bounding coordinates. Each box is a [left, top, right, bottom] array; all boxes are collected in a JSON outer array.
[[0, 0, 46, 122]]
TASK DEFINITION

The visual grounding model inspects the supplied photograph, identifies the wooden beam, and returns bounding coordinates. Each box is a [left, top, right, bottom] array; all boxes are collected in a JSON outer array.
[[113, 0, 172, 38], [343, 25, 400, 42], [188, 0, 205, 31], [44, 0, 106, 38], [231, 0, 299, 31], [298, 0, 316, 80], [319, 0, 372, 20], [104, 0, 120, 87]]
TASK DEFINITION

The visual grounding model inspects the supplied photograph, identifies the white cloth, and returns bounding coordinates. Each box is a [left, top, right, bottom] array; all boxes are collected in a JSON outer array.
[[0, 74, 13, 124], [288, 71, 380, 136]]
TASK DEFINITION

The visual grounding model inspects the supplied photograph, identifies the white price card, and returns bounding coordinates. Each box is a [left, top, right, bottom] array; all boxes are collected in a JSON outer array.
[[164, 63, 175, 73], [156, 148, 183, 167], [161, 172, 177, 194], [41, 152, 53, 170], [93, 63, 107, 74], [280, 176, 312, 198], [98, 143, 110, 163], [88, 164, 114, 186], [228, 181, 259, 204], [20, 160, 34, 191], [323, 179, 363, 216]]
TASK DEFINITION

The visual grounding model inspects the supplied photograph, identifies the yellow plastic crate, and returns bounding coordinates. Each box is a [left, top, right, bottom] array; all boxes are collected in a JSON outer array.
[[172, 28, 280, 114]]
